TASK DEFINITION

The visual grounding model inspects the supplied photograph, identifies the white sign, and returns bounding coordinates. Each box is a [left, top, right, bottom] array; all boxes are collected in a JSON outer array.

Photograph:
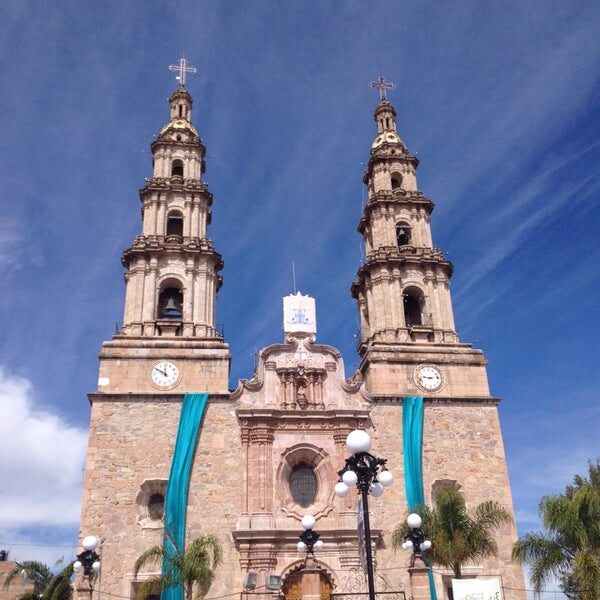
[[452, 578, 503, 600], [283, 292, 316, 334]]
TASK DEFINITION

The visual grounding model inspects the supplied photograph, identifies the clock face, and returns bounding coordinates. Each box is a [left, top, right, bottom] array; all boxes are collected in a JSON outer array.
[[416, 365, 443, 392], [151, 361, 180, 388]]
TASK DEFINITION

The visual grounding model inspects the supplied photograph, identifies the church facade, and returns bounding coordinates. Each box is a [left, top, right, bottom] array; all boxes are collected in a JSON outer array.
[[77, 70, 525, 600]]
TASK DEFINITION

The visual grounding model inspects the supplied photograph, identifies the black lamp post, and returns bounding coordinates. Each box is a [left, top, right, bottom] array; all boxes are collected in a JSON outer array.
[[334, 430, 394, 600], [401, 513, 432, 561], [73, 535, 101, 582], [296, 514, 324, 561]]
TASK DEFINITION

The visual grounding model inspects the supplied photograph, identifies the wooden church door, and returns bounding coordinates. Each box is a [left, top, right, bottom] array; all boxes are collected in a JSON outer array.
[[282, 571, 332, 600]]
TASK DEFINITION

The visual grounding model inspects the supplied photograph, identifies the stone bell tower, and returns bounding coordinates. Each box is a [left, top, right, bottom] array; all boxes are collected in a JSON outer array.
[[350, 79, 526, 599], [77, 60, 234, 600], [96, 60, 230, 394], [351, 80, 486, 397]]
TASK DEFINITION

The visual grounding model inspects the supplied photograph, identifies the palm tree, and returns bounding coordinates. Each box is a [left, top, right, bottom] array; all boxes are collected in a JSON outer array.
[[133, 536, 223, 600], [512, 481, 600, 600], [43, 564, 73, 600], [4, 561, 52, 599], [392, 487, 513, 578], [3, 561, 73, 600]]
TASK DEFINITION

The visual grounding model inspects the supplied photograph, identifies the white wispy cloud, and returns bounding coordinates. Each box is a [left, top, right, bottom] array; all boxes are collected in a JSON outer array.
[[0, 367, 87, 528], [0, 219, 24, 275]]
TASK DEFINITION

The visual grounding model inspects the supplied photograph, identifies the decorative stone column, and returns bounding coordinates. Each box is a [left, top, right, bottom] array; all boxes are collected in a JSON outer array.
[[74, 580, 93, 600], [142, 260, 158, 336], [238, 425, 250, 529], [249, 424, 275, 528], [334, 430, 355, 522], [301, 557, 322, 600], [409, 555, 433, 600]]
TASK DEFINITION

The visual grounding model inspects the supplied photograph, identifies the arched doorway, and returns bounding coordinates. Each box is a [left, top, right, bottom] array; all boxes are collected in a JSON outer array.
[[282, 568, 333, 600]]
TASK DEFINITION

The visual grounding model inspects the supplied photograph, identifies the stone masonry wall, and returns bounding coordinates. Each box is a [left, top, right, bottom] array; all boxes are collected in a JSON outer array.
[[367, 402, 526, 600], [78, 398, 240, 600]]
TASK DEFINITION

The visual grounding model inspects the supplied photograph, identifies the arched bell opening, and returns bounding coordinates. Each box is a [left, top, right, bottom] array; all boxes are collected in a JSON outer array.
[[157, 283, 183, 320], [147, 492, 165, 521], [396, 221, 411, 246], [403, 286, 425, 327], [166, 210, 184, 237], [171, 159, 184, 177], [391, 171, 403, 190]]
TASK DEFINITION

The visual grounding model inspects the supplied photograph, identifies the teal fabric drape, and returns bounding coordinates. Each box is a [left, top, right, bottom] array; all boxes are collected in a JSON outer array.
[[161, 393, 209, 600], [402, 396, 438, 600]]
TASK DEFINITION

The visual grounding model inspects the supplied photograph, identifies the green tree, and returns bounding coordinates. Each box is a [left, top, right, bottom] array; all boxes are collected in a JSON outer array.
[[133, 536, 222, 600], [512, 460, 600, 600], [392, 487, 513, 578], [3, 561, 73, 600]]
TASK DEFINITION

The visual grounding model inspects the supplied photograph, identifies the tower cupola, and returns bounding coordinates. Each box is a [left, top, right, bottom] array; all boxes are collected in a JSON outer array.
[[170, 87, 193, 121], [371, 101, 407, 152]]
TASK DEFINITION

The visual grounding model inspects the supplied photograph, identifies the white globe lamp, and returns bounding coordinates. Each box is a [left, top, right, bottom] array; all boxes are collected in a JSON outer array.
[[342, 470, 358, 486], [407, 513, 422, 529], [370, 482, 384, 497], [378, 470, 393, 487], [72, 561, 83, 573], [334, 482, 350, 497], [297, 541, 306, 551], [301, 514, 316, 530], [314, 540, 324, 550], [82, 535, 99, 551], [346, 430, 372, 454]]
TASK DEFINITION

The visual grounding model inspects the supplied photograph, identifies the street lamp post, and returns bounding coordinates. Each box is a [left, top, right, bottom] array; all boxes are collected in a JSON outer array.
[[296, 515, 325, 600], [73, 535, 101, 594], [296, 514, 324, 560], [401, 513, 432, 562], [334, 430, 394, 600]]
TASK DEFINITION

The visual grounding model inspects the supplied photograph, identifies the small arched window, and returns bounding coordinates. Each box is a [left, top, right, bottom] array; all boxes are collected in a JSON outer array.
[[289, 464, 317, 507], [148, 493, 165, 520], [171, 159, 184, 177], [403, 288, 424, 327], [396, 222, 411, 246], [158, 286, 183, 319], [391, 172, 403, 190], [166, 211, 183, 237]]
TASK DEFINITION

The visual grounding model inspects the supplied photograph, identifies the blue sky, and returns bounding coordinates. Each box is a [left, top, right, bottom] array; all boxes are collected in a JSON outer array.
[[0, 1, 599, 595]]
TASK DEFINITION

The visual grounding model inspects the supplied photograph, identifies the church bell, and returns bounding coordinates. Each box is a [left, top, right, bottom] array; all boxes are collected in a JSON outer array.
[[162, 297, 182, 319]]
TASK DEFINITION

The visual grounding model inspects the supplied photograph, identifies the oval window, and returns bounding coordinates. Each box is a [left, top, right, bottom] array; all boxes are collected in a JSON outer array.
[[289, 464, 317, 507]]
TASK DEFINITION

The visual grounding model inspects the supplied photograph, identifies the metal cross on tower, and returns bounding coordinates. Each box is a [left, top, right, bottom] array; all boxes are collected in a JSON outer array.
[[370, 76, 396, 101], [169, 56, 197, 86]]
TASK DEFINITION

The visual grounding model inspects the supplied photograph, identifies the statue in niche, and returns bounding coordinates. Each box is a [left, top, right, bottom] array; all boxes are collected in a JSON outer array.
[[296, 379, 308, 409]]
